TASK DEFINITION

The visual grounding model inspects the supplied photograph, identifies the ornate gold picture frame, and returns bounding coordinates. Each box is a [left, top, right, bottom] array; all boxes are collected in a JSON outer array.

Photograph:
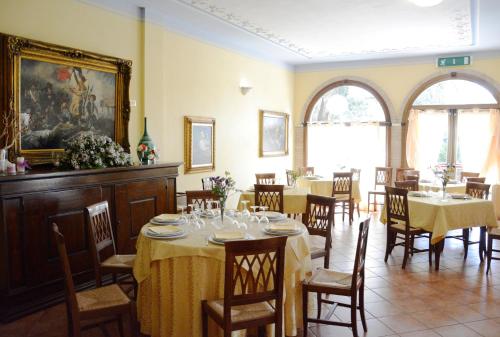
[[0, 33, 132, 165], [259, 110, 289, 157], [184, 116, 215, 173]]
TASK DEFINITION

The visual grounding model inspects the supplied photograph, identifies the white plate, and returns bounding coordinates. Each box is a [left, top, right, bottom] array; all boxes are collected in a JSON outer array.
[[408, 192, 428, 198], [450, 194, 471, 200], [208, 233, 255, 245], [149, 219, 187, 226], [144, 230, 187, 240], [262, 227, 304, 236], [256, 211, 284, 219]]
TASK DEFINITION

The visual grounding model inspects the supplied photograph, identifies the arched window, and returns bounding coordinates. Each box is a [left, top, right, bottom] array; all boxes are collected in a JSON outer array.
[[304, 80, 391, 207], [405, 74, 499, 181]]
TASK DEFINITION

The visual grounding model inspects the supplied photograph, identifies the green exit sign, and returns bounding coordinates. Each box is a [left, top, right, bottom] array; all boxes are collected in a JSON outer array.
[[437, 56, 471, 67]]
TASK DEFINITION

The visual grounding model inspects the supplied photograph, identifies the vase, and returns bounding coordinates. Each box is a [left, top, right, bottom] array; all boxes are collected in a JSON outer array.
[[442, 182, 447, 201], [0, 149, 7, 174], [220, 198, 226, 225], [137, 117, 155, 165]]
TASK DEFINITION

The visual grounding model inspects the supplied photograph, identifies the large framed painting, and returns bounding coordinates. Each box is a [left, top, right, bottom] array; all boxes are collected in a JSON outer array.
[[184, 116, 215, 173], [259, 110, 289, 157], [0, 34, 131, 164]]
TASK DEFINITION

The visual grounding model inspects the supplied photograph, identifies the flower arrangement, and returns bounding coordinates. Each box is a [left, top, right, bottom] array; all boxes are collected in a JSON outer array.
[[210, 171, 236, 222], [433, 163, 455, 199], [61, 134, 132, 170]]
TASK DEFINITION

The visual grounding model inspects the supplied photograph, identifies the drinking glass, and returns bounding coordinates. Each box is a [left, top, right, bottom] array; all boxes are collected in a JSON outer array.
[[240, 200, 251, 219], [179, 205, 188, 224], [258, 206, 269, 225], [249, 205, 259, 222]]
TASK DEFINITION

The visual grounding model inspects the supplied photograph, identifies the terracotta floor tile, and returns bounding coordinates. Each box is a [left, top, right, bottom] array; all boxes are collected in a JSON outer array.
[[443, 305, 486, 323], [432, 324, 482, 337], [411, 310, 458, 329], [464, 318, 500, 337], [378, 314, 428, 333], [399, 330, 441, 337]]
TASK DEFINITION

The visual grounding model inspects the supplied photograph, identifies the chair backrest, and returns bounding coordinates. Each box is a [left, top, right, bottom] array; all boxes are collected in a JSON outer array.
[[394, 180, 419, 191], [256, 173, 276, 185], [395, 168, 415, 182], [350, 168, 361, 181], [299, 167, 314, 176], [285, 169, 295, 186], [186, 190, 218, 212], [466, 182, 490, 199], [332, 172, 353, 197], [302, 194, 335, 240], [351, 218, 370, 290], [254, 184, 284, 213], [85, 201, 116, 267], [403, 170, 420, 182], [466, 177, 486, 183], [374, 167, 392, 188], [201, 177, 214, 190], [492, 184, 500, 220], [223, 237, 287, 321], [461, 171, 480, 182], [385, 186, 411, 229], [52, 223, 80, 326]]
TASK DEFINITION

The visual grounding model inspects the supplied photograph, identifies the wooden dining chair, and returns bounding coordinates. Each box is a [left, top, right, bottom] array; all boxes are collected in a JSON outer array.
[[255, 173, 276, 185], [402, 170, 420, 182], [486, 184, 500, 274], [302, 194, 336, 268], [350, 168, 361, 216], [461, 182, 491, 261], [384, 186, 432, 269], [201, 177, 214, 190], [85, 201, 136, 298], [202, 236, 287, 337], [186, 190, 218, 212], [254, 184, 284, 213], [466, 177, 486, 183], [303, 218, 370, 337], [53, 223, 133, 337], [395, 168, 415, 182], [461, 171, 480, 182], [332, 172, 354, 224], [299, 166, 315, 176], [394, 180, 419, 191], [367, 167, 392, 212]]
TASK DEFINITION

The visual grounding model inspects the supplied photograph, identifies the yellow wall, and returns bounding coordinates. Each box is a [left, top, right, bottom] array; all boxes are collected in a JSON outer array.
[[294, 58, 500, 167], [0, 0, 295, 193]]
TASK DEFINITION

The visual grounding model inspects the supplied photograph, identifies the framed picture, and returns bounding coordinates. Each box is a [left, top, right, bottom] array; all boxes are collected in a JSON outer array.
[[184, 116, 215, 173], [0, 34, 131, 164], [259, 110, 289, 157]]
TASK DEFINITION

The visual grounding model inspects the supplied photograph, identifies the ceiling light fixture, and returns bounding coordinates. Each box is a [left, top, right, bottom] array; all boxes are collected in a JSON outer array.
[[408, 0, 443, 7]]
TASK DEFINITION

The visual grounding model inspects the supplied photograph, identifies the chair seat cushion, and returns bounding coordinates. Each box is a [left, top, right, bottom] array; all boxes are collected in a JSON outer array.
[[101, 254, 135, 269], [307, 268, 352, 289], [77, 284, 130, 313], [309, 235, 326, 258], [489, 223, 500, 236], [207, 299, 275, 323], [334, 195, 351, 202], [390, 222, 421, 232]]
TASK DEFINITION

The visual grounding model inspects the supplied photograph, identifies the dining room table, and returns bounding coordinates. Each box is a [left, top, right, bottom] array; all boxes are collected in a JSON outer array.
[[380, 191, 498, 270], [239, 186, 309, 214], [133, 213, 313, 337], [295, 176, 362, 203]]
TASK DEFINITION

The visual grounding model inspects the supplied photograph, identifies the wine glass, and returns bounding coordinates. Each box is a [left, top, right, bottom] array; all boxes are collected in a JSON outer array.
[[240, 200, 251, 219], [179, 205, 188, 224], [249, 205, 259, 222], [258, 206, 270, 225]]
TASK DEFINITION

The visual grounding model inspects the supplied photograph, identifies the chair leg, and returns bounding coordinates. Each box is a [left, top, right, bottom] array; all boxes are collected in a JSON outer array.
[[258, 326, 266, 337], [402, 236, 410, 269], [316, 292, 322, 319], [356, 202, 360, 217], [410, 235, 415, 256], [201, 302, 208, 337], [428, 236, 433, 266], [359, 286, 367, 332], [351, 294, 358, 337], [463, 228, 469, 260], [384, 230, 392, 263], [486, 235, 493, 274], [302, 285, 309, 337], [342, 202, 346, 222], [480, 227, 487, 262]]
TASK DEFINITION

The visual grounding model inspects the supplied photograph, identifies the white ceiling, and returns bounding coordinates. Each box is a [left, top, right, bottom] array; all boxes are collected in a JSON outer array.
[[82, 0, 500, 68]]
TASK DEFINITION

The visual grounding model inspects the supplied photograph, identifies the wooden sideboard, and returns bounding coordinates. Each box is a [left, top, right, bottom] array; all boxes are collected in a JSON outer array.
[[0, 163, 181, 322]]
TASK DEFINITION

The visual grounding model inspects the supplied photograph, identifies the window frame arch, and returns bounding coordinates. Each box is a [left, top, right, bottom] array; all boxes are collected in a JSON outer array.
[[303, 79, 392, 166], [401, 71, 500, 167]]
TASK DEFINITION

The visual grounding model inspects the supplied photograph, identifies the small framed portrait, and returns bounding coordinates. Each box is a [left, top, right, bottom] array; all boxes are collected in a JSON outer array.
[[184, 116, 215, 173], [259, 110, 289, 157]]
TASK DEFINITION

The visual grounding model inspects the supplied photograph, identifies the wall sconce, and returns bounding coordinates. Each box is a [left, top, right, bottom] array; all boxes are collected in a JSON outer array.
[[239, 78, 253, 95]]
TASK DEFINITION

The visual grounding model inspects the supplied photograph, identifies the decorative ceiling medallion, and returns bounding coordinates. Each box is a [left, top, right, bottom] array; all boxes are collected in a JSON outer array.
[[178, 0, 472, 59]]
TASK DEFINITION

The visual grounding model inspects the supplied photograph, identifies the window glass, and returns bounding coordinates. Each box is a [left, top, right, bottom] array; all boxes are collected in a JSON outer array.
[[414, 80, 497, 105]]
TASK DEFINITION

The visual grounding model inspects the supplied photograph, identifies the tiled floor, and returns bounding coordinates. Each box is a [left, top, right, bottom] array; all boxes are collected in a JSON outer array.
[[1, 212, 500, 337]]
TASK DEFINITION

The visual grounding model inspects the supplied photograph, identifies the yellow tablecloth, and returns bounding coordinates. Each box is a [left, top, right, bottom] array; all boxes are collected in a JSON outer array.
[[380, 195, 498, 244], [133, 218, 312, 337], [418, 182, 467, 194], [296, 177, 361, 203], [239, 187, 309, 214]]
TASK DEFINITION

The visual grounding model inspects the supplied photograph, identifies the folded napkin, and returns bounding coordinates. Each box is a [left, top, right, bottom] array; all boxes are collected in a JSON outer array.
[[269, 223, 297, 231], [213, 231, 245, 240], [148, 225, 183, 235], [153, 213, 180, 222]]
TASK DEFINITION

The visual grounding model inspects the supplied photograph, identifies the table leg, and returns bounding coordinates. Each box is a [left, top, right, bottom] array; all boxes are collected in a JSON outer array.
[[433, 239, 445, 271]]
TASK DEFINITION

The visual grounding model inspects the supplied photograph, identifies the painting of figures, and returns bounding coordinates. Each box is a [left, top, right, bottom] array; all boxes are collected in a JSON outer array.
[[20, 57, 116, 150]]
